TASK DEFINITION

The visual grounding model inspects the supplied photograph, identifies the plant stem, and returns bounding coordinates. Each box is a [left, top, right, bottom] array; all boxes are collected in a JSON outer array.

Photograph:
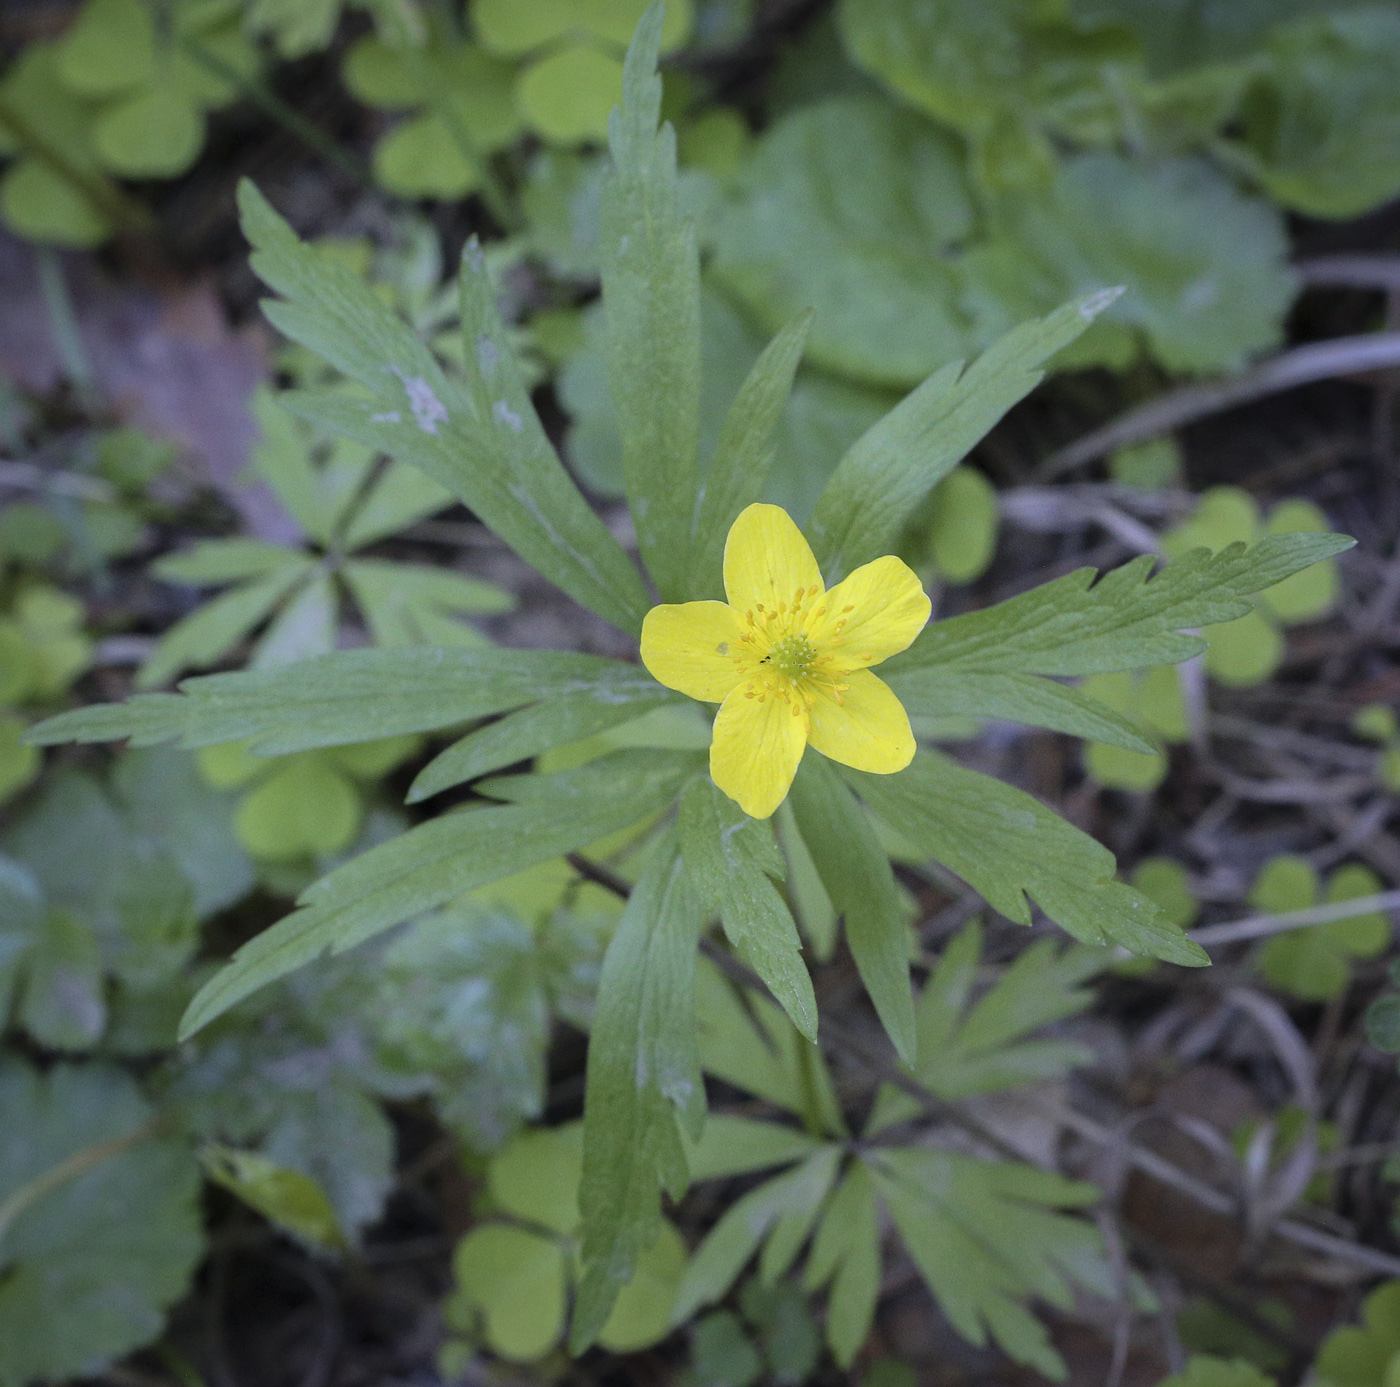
[[37, 247, 99, 411]]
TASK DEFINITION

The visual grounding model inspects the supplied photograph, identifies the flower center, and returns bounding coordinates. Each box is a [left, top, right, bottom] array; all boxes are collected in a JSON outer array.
[[768, 632, 817, 681]]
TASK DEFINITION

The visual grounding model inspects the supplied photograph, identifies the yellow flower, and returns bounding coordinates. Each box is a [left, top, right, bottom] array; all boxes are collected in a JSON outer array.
[[640, 504, 930, 819]]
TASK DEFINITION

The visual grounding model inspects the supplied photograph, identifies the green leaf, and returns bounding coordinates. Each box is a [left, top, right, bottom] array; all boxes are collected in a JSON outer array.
[[983, 153, 1296, 373], [690, 310, 813, 601], [339, 459, 454, 550], [489, 1124, 583, 1235], [599, 4, 701, 601], [518, 46, 625, 144], [474, 0, 694, 55], [237, 182, 649, 633], [678, 777, 817, 1041], [689, 1310, 763, 1387], [848, 749, 1207, 965], [805, 291, 1117, 582], [0, 1060, 203, 1386], [927, 465, 998, 583], [789, 754, 915, 1063], [866, 1146, 1102, 1380], [199, 1144, 346, 1250], [710, 96, 973, 390], [92, 84, 203, 178], [19, 909, 106, 1049], [31, 646, 652, 753], [695, 958, 845, 1136], [55, 0, 155, 95], [683, 1114, 825, 1182], [884, 667, 1157, 753], [235, 755, 362, 859], [181, 750, 696, 1037], [573, 830, 705, 1352], [341, 559, 511, 647], [597, 1218, 687, 1352], [869, 919, 1102, 1132], [671, 1148, 841, 1326], [1314, 1281, 1400, 1387], [1160, 1358, 1277, 1387], [136, 560, 313, 688], [408, 680, 681, 802], [886, 533, 1354, 679], [372, 114, 478, 198], [153, 538, 300, 585], [455, 1223, 568, 1359], [1229, 10, 1400, 220], [251, 571, 337, 669], [804, 1161, 881, 1367]]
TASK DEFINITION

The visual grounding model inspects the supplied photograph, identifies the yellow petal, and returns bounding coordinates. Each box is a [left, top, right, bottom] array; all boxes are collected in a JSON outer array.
[[723, 503, 823, 617], [640, 601, 748, 702], [710, 676, 809, 819], [810, 555, 930, 671], [807, 669, 915, 774]]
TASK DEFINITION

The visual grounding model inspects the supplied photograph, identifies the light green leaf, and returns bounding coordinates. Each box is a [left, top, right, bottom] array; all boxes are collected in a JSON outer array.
[[598, 5, 701, 601], [789, 754, 915, 1063], [473, 0, 694, 54], [695, 958, 845, 1136], [573, 829, 705, 1352], [248, 388, 329, 542], [200, 1145, 346, 1250], [867, 1147, 1102, 1380], [408, 680, 681, 802], [886, 533, 1354, 679], [0, 1060, 203, 1386], [0, 158, 111, 249], [690, 310, 813, 601], [848, 749, 1207, 965], [683, 1114, 825, 1182], [91, 84, 203, 177], [678, 776, 816, 1041], [1256, 499, 1339, 624], [806, 291, 1117, 582], [234, 755, 361, 860], [341, 559, 512, 648], [1160, 1357, 1277, 1387], [869, 919, 1102, 1132], [54, 0, 154, 95], [803, 1162, 880, 1368], [518, 46, 625, 144], [927, 465, 998, 583], [884, 667, 1156, 753], [153, 538, 300, 585], [597, 1218, 687, 1352], [31, 646, 652, 753], [238, 182, 649, 633], [340, 459, 454, 550], [180, 749, 697, 1038], [711, 96, 973, 390], [489, 1124, 583, 1236], [455, 1223, 568, 1359], [372, 114, 478, 198], [136, 560, 313, 689], [251, 572, 337, 669], [671, 1148, 842, 1326]]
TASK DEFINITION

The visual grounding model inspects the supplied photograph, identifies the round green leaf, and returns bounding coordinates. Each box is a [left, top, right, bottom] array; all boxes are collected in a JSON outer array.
[[170, 15, 261, 108], [597, 1218, 687, 1352], [0, 714, 40, 804], [92, 85, 204, 177], [1159, 1356, 1277, 1387], [0, 1060, 204, 1386], [928, 466, 998, 584], [1365, 994, 1400, 1054], [0, 502, 66, 564], [0, 159, 111, 248], [1108, 436, 1182, 489], [516, 45, 625, 144], [372, 114, 479, 198], [1256, 499, 1338, 624], [342, 35, 423, 107], [1354, 703, 1398, 744], [196, 740, 267, 790], [1259, 925, 1350, 1002], [325, 734, 420, 781], [677, 107, 750, 178], [1132, 857, 1198, 930], [1382, 745, 1400, 794], [234, 755, 362, 859], [439, 45, 523, 151], [1085, 740, 1167, 793], [487, 1123, 583, 1235], [1324, 863, 1390, 958], [1250, 854, 1317, 914], [1164, 486, 1260, 559], [1204, 608, 1282, 688], [0, 623, 39, 706], [453, 1223, 567, 1360], [55, 0, 155, 96]]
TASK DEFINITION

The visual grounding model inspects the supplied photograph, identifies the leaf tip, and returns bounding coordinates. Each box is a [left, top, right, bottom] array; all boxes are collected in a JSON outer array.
[[1079, 286, 1125, 322]]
